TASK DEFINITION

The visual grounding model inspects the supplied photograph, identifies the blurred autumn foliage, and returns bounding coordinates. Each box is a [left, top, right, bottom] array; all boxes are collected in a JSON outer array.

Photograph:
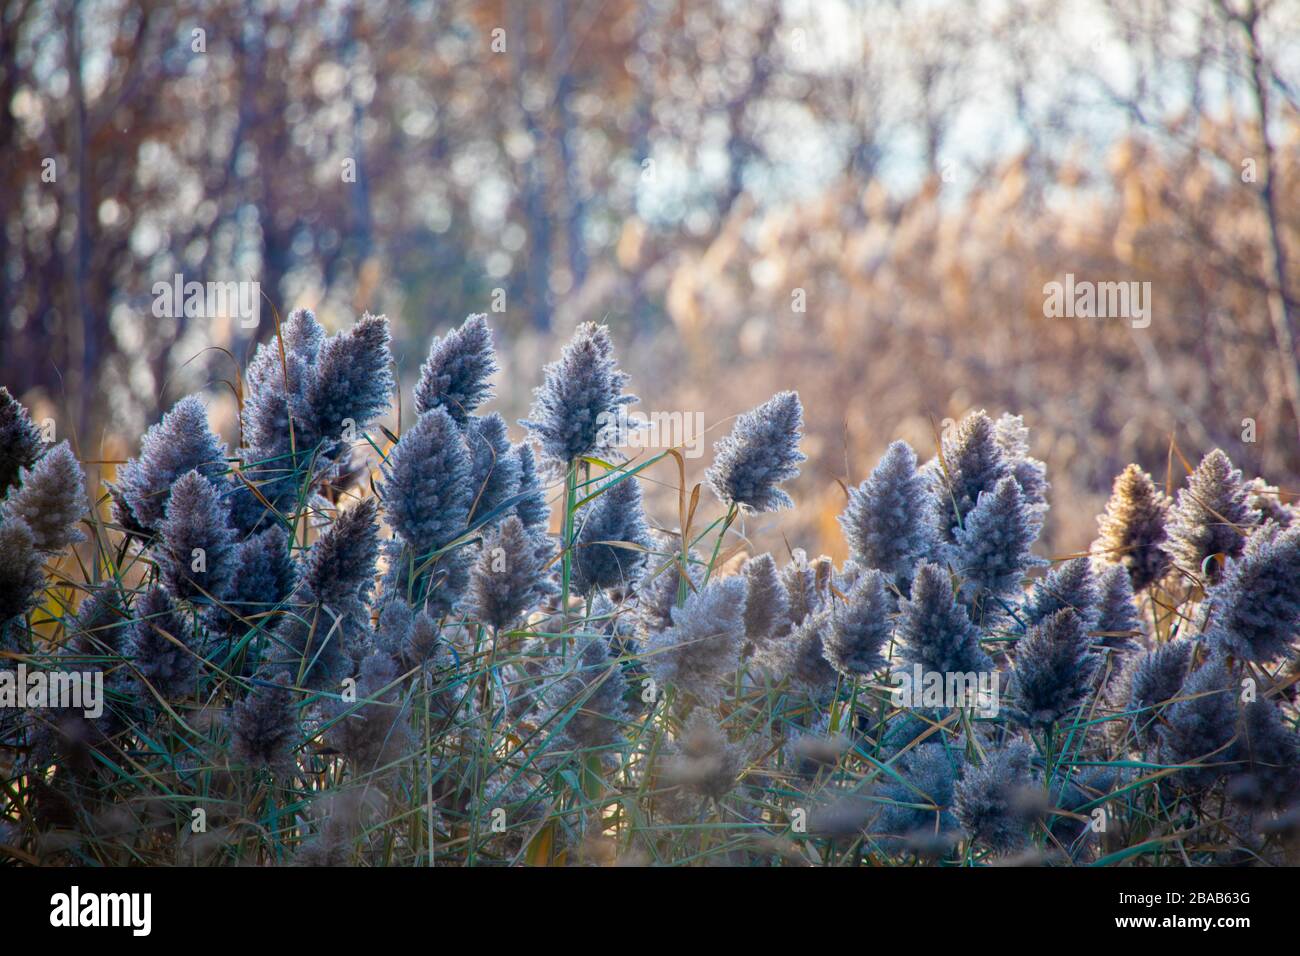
[[3, 0, 1298, 558]]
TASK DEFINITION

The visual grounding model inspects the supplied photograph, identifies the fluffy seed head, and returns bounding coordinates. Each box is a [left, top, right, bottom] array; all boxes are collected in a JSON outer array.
[[822, 568, 892, 677], [838, 440, 935, 586], [1007, 609, 1099, 730], [1202, 522, 1300, 663], [705, 391, 806, 514], [896, 561, 991, 675], [3, 441, 85, 552], [1163, 450, 1252, 583], [414, 313, 498, 424], [113, 395, 226, 532], [571, 474, 651, 596], [469, 516, 555, 631], [643, 576, 745, 704], [522, 322, 637, 466], [954, 739, 1040, 854], [128, 586, 198, 702], [0, 386, 44, 495], [157, 470, 237, 602]]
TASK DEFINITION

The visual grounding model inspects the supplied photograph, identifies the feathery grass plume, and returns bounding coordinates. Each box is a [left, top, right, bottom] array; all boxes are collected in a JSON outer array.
[[822, 568, 892, 677], [464, 412, 520, 524], [1159, 657, 1239, 790], [205, 525, 298, 641], [948, 476, 1046, 604], [705, 390, 806, 514], [2, 441, 85, 552], [469, 516, 555, 631], [931, 410, 1012, 540], [157, 470, 237, 603], [1164, 449, 1252, 583], [378, 406, 474, 605], [1021, 558, 1099, 632], [512, 442, 550, 529], [229, 670, 299, 777], [876, 744, 964, 854], [1124, 639, 1193, 746], [993, 413, 1049, 512], [69, 587, 132, 657], [304, 498, 380, 614], [326, 651, 410, 772], [372, 599, 413, 660], [767, 610, 840, 696], [542, 634, 629, 750], [896, 561, 991, 674], [112, 395, 227, 532], [1228, 699, 1300, 811], [662, 710, 747, 802], [127, 586, 198, 702], [0, 386, 44, 495], [1245, 477, 1293, 527], [1094, 463, 1171, 590], [414, 313, 498, 424], [240, 309, 319, 460], [839, 439, 935, 587], [237, 310, 321, 515], [781, 548, 831, 627], [522, 321, 637, 467], [1094, 563, 1142, 650], [0, 518, 46, 635], [301, 313, 395, 458], [1201, 522, 1300, 663], [571, 473, 650, 596], [643, 576, 746, 704], [954, 739, 1040, 855], [740, 552, 789, 654], [1007, 609, 1099, 730]]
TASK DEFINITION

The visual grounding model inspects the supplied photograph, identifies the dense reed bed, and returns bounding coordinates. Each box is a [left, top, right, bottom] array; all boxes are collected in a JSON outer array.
[[1, 311, 1297, 866]]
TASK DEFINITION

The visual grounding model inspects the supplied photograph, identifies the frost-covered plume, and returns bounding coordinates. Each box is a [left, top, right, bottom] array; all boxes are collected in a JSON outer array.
[[954, 739, 1041, 855], [1163, 449, 1253, 584], [895, 561, 991, 675], [740, 552, 789, 655], [1020, 558, 1100, 632], [156, 470, 237, 603], [1093, 563, 1143, 650], [1123, 639, 1193, 746], [511, 442, 551, 530], [3, 441, 85, 552], [1201, 522, 1300, 663], [642, 576, 745, 704], [111, 395, 226, 533], [947, 476, 1046, 606], [468, 515, 555, 631], [413, 313, 498, 424], [570, 473, 651, 597], [1093, 463, 1171, 590], [522, 322, 637, 468], [463, 413, 520, 525], [378, 406, 474, 609], [929, 410, 1012, 541], [705, 391, 806, 515], [229, 671, 299, 777], [127, 586, 198, 702], [1159, 658, 1239, 790], [1007, 609, 1099, 730], [838, 440, 935, 587], [0, 386, 45, 495], [822, 568, 892, 677]]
